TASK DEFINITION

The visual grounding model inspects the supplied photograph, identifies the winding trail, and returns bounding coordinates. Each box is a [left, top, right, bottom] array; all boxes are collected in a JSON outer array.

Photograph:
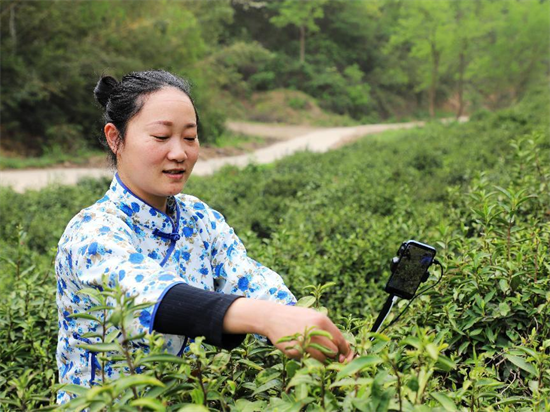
[[0, 118, 467, 192]]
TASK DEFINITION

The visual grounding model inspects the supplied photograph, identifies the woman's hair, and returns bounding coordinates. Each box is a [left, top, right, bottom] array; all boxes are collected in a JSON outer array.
[[93, 70, 199, 166]]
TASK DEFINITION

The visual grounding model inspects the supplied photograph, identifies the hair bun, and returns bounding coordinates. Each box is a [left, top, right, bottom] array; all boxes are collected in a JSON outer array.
[[94, 75, 119, 108]]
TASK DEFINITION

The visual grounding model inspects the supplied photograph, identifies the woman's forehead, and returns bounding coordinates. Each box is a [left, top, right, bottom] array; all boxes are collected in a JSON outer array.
[[137, 87, 196, 125]]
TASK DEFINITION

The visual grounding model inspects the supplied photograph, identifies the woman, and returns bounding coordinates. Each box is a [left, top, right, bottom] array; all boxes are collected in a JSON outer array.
[[55, 70, 352, 404]]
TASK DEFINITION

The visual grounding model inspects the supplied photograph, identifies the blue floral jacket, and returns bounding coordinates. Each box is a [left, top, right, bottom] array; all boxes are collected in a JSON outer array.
[[55, 173, 296, 404]]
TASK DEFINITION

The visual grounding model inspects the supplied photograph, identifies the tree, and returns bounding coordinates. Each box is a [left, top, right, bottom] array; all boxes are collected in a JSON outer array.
[[270, 0, 327, 64], [446, 1, 489, 118], [468, 0, 550, 108], [0, 0, 228, 154], [386, 1, 453, 118]]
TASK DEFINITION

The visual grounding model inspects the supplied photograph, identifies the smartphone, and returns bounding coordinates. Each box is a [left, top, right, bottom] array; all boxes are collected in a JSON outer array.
[[385, 240, 436, 299]]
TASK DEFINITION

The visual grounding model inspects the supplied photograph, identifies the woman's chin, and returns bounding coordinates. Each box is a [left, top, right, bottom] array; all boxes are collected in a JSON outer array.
[[163, 180, 187, 195]]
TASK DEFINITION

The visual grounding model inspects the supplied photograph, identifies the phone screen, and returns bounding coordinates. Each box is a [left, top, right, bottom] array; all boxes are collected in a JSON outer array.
[[385, 243, 436, 299]]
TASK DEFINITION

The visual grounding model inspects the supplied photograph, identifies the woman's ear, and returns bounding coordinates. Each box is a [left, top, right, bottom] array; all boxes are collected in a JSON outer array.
[[104, 123, 120, 155]]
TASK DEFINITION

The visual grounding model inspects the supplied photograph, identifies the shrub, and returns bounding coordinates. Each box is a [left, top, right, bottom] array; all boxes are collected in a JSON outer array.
[[0, 92, 548, 410]]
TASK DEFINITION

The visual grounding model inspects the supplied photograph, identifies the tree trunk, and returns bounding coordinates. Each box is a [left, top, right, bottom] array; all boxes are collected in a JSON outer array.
[[372, 87, 392, 119], [429, 42, 440, 118], [457, 48, 465, 119], [514, 44, 542, 102], [455, 4, 466, 120], [299, 25, 305, 64], [9, 3, 17, 54]]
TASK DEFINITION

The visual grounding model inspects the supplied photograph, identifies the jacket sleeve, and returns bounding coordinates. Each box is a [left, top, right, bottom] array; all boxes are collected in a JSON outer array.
[[57, 210, 187, 342], [200, 203, 297, 306]]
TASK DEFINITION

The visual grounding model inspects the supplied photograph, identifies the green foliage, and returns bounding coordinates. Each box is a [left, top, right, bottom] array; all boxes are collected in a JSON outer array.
[[242, 89, 357, 126], [0, 178, 110, 253], [385, 1, 453, 117], [204, 41, 275, 98], [35, 276, 467, 411], [3, 0, 547, 159], [0, 228, 58, 410], [0, 86, 549, 410], [0, 148, 105, 170], [270, 0, 326, 34], [0, 0, 223, 155], [209, 131, 263, 150], [270, 0, 327, 63], [467, 0, 550, 106], [229, 0, 548, 120]]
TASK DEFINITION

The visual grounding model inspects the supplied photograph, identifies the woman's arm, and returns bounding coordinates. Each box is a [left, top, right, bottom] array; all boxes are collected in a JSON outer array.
[[223, 298, 354, 363], [154, 285, 353, 363]]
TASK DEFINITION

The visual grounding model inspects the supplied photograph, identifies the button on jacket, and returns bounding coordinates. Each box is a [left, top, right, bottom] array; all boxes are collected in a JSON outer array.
[[55, 173, 296, 404]]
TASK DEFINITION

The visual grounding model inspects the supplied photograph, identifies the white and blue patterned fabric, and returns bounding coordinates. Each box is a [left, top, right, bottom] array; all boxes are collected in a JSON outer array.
[[55, 173, 296, 404]]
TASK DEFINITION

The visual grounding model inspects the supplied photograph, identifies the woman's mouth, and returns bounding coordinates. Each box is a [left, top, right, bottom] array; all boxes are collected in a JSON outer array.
[[163, 169, 185, 177]]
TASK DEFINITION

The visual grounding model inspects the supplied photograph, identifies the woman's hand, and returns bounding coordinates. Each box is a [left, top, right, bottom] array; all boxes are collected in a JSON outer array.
[[223, 298, 353, 364], [263, 303, 354, 363]]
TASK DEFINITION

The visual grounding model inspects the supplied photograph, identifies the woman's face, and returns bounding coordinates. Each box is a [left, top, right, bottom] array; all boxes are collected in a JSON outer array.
[[106, 87, 200, 212]]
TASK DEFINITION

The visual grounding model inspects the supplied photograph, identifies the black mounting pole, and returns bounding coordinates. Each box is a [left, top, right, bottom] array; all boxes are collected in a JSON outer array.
[[371, 294, 398, 334]]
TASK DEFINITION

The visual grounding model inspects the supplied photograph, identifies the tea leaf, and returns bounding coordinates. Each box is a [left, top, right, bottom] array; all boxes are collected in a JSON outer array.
[[76, 342, 119, 352], [130, 397, 166, 412], [113, 375, 165, 392], [336, 356, 382, 379], [504, 354, 538, 376], [431, 392, 457, 411]]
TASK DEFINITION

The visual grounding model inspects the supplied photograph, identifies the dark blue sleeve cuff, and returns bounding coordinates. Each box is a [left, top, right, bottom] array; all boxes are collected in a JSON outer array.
[[152, 283, 246, 350]]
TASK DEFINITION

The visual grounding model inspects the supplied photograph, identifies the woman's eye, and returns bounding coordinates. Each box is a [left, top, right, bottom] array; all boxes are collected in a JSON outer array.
[[153, 135, 169, 140], [185, 136, 198, 141]]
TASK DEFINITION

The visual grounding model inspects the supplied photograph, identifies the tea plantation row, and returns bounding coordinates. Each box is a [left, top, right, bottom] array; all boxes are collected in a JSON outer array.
[[0, 88, 548, 411]]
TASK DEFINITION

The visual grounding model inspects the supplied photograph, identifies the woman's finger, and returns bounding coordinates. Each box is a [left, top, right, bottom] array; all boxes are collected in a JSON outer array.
[[341, 345, 355, 363], [305, 346, 329, 363], [323, 324, 350, 359], [276, 340, 301, 359], [310, 337, 339, 359]]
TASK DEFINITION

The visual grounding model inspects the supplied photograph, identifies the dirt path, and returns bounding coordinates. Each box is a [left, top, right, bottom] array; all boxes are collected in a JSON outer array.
[[225, 121, 323, 140], [0, 118, 467, 192]]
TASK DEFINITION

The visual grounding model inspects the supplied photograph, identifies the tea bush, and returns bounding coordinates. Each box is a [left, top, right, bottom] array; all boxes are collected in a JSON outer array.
[[0, 90, 548, 411]]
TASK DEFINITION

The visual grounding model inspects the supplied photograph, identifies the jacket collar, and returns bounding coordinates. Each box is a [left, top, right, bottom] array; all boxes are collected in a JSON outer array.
[[104, 173, 181, 239]]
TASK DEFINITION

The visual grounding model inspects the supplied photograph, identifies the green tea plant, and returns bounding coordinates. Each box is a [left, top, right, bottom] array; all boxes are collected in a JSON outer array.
[[56, 280, 463, 412], [0, 229, 58, 411], [0, 91, 548, 410]]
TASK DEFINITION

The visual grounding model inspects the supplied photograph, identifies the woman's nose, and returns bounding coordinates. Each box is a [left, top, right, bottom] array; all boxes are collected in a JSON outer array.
[[167, 138, 189, 162]]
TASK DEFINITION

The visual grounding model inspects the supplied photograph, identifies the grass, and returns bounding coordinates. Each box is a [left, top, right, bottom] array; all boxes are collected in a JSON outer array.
[[382, 109, 463, 124], [219, 89, 360, 127], [209, 131, 264, 149], [0, 146, 105, 170]]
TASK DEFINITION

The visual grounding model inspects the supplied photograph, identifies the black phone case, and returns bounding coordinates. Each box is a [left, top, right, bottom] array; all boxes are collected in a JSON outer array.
[[384, 240, 436, 299]]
